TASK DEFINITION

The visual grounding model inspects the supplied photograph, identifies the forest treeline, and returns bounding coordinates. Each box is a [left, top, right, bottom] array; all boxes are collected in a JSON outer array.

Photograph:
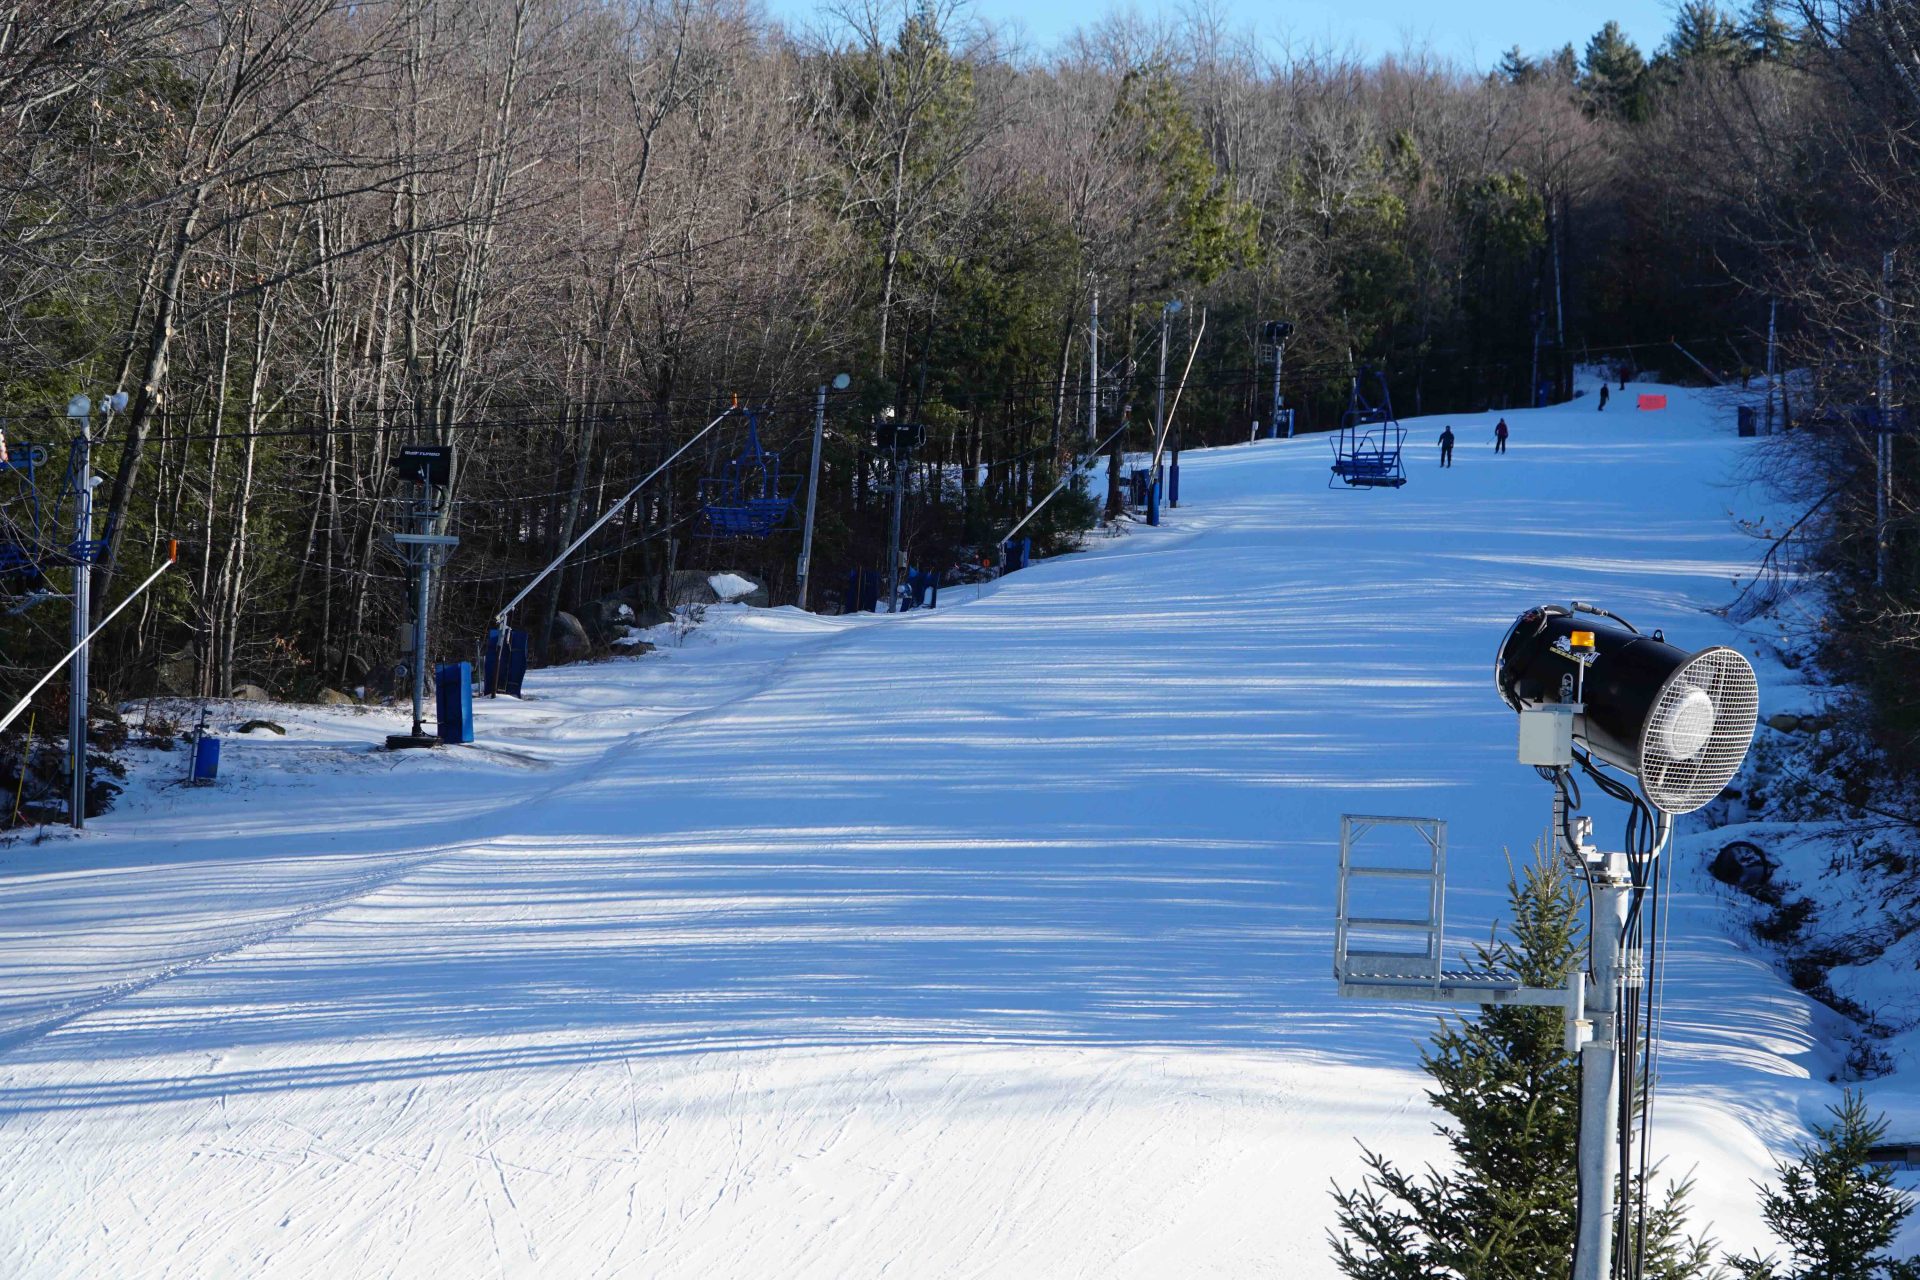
[[0, 0, 1909, 785]]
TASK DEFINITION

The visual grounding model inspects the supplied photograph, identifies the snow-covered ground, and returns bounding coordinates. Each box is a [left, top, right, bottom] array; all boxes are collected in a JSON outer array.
[[0, 380, 1862, 1276]]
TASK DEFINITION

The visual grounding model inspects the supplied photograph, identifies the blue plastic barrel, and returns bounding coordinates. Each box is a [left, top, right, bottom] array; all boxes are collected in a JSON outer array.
[[191, 735, 220, 783]]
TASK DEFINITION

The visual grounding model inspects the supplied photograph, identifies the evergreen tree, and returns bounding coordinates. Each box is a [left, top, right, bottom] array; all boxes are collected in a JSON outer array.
[[1548, 44, 1581, 82], [1497, 46, 1537, 85], [1111, 64, 1259, 290], [1740, 0, 1799, 64], [1582, 21, 1651, 121], [1329, 850, 1715, 1280], [1726, 1092, 1920, 1280], [1667, 1, 1747, 64]]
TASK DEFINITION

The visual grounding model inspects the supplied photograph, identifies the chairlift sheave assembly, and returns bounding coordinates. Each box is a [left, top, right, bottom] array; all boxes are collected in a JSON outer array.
[[697, 407, 797, 539], [1329, 366, 1407, 490]]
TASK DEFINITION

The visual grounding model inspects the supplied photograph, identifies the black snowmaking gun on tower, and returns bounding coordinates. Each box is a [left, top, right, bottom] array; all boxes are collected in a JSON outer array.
[[1338, 601, 1758, 1280]]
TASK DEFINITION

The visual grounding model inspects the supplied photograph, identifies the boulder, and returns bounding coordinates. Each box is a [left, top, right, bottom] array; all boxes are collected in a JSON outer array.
[[156, 648, 197, 696], [667, 570, 721, 607], [1709, 840, 1777, 894], [237, 719, 286, 735], [1766, 713, 1801, 733], [707, 571, 769, 607], [549, 611, 592, 664], [230, 683, 272, 703], [576, 595, 639, 642], [316, 688, 356, 706]]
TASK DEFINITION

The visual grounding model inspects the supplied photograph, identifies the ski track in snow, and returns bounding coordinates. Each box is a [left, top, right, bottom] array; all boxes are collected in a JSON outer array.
[[0, 379, 1859, 1276]]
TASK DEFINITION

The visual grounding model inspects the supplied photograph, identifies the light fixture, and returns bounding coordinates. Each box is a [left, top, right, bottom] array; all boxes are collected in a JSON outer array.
[[832, 373, 851, 390], [66, 395, 90, 420], [1495, 604, 1758, 814]]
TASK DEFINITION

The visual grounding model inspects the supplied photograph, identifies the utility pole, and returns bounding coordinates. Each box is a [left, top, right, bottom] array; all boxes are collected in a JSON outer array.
[[1088, 285, 1099, 446], [70, 418, 89, 829], [1153, 300, 1181, 522], [1155, 304, 1172, 461], [388, 445, 457, 750], [409, 535, 429, 734], [1264, 321, 1294, 438], [1272, 337, 1285, 437], [1764, 298, 1779, 436], [1529, 309, 1544, 408], [64, 397, 91, 828], [1551, 192, 1567, 403], [796, 379, 840, 611], [1878, 250, 1894, 590], [872, 410, 919, 614], [887, 432, 904, 612], [60, 391, 124, 828]]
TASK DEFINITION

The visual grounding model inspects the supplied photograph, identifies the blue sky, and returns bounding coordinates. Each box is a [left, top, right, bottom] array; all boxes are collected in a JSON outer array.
[[764, 0, 1681, 71]]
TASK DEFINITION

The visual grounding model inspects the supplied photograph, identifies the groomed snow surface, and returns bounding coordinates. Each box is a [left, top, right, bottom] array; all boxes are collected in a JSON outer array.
[[0, 380, 1866, 1276]]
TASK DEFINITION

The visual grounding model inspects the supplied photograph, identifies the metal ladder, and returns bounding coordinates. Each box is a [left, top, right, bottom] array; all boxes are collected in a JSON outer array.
[[1334, 814, 1447, 997], [1334, 813, 1559, 1004]]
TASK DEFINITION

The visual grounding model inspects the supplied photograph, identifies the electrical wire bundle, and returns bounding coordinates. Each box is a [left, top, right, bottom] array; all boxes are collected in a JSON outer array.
[[1536, 747, 1675, 1280]]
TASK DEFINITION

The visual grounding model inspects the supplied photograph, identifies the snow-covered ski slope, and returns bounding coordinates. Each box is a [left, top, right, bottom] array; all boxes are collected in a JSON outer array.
[[0, 382, 1845, 1276]]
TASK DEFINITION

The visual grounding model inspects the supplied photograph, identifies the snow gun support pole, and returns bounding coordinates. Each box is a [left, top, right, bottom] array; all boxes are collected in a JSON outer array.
[[1574, 841, 1634, 1280], [1332, 793, 1662, 1280], [388, 445, 458, 749], [490, 407, 734, 674]]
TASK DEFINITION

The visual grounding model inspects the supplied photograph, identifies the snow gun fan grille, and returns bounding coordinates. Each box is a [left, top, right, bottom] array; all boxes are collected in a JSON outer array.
[[1637, 646, 1758, 815]]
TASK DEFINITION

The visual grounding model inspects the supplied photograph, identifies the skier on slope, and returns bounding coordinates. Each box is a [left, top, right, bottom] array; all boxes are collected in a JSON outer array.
[[1438, 425, 1455, 468], [1494, 419, 1510, 453], [1598, 383, 1610, 411]]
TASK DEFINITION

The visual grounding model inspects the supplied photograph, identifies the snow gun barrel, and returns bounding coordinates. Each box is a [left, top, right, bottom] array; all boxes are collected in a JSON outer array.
[[1494, 604, 1757, 815]]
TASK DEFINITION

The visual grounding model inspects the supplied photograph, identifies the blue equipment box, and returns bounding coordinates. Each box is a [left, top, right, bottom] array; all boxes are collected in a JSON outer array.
[[436, 662, 474, 744]]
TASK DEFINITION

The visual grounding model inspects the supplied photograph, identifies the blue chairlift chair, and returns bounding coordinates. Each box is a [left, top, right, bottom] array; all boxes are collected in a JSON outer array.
[[0, 440, 113, 577], [1329, 367, 1408, 490], [697, 408, 797, 538]]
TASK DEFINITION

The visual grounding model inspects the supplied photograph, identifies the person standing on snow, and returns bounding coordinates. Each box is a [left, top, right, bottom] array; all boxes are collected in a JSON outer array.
[[1494, 419, 1510, 453], [1438, 425, 1455, 468], [1598, 384, 1610, 411]]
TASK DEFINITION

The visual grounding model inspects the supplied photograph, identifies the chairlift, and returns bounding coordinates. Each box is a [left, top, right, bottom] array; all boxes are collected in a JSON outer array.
[[1329, 366, 1408, 490], [697, 407, 796, 538], [0, 439, 112, 580]]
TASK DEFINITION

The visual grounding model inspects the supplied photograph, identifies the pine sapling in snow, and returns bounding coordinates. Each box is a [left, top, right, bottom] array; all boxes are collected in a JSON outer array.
[[1726, 1091, 1920, 1280]]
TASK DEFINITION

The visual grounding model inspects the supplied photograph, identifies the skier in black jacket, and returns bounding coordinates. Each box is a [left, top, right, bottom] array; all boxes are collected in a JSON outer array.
[[1438, 425, 1455, 468]]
